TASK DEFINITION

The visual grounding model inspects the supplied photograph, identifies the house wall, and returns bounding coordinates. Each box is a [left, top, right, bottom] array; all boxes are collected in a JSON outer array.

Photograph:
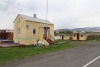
[[14, 15, 26, 44], [24, 21, 54, 45], [72, 34, 77, 40], [14, 15, 54, 45], [79, 34, 87, 40]]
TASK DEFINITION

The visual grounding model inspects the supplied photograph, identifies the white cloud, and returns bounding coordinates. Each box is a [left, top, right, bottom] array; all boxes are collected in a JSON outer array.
[[0, 0, 100, 29]]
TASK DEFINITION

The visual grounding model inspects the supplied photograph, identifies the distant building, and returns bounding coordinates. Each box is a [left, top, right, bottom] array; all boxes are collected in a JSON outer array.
[[71, 31, 87, 40], [0, 29, 13, 40], [13, 14, 54, 45]]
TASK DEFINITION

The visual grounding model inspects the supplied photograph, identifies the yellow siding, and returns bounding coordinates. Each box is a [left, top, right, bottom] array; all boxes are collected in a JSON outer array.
[[14, 15, 26, 44], [24, 21, 54, 45]]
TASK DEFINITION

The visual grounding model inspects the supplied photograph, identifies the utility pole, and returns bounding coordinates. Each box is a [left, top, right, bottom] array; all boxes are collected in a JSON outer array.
[[46, 0, 48, 21]]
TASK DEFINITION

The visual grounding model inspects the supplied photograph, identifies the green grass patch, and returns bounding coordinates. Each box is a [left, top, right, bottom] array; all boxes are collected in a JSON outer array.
[[0, 40, 81, 64]]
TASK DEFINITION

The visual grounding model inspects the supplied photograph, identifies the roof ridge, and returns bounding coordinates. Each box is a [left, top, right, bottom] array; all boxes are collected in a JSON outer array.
[[19, 14, 53, 25]]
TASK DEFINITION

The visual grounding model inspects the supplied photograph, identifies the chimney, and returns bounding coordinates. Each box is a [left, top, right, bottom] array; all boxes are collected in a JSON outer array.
[[33, 14, 37, 18]]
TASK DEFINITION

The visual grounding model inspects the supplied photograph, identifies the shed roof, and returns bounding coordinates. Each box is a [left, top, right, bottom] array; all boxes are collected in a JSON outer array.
[[19, 14, 54, 25]]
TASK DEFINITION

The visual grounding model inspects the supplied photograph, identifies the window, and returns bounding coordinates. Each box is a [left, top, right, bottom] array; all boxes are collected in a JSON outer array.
[[33, 28, 36, 34], [18, 18, 20, 23], [17, 28, 20, 34], [44, 30, 47, 34], [26, 25, 29, 30], [81, 34, 83, 37]]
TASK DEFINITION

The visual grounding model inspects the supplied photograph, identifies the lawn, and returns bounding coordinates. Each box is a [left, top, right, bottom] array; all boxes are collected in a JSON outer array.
[[0, 40, 81, 64]]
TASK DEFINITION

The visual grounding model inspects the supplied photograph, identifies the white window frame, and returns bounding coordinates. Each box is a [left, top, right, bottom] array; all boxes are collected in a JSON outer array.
[[17, 28, 21, 34]]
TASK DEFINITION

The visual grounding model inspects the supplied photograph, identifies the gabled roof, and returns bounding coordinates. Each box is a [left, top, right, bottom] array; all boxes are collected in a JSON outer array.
[[19, 14, 54, 25]]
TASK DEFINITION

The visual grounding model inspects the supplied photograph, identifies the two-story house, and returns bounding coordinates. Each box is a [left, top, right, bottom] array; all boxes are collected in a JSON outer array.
[[13, 14, 54, 45]]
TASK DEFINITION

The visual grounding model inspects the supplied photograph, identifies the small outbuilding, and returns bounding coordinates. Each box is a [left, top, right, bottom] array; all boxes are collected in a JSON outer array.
[[71, 31, 87, 40]]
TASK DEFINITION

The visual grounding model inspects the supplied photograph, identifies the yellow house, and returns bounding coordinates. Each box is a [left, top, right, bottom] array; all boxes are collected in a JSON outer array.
[[13, 14, 54, 45]]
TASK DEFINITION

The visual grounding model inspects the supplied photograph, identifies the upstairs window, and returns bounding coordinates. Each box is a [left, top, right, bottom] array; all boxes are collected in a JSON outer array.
[[18, 18, 20, 23], [33, 28, 36, 34], [26, 25, 29, 30]]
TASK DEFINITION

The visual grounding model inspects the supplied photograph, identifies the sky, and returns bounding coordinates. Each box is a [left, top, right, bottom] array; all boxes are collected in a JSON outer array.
[[0, 0, 100, 30]]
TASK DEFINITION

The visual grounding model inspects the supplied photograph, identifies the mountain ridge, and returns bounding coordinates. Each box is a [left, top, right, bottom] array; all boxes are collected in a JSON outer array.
[[55, 27, 100, 32]]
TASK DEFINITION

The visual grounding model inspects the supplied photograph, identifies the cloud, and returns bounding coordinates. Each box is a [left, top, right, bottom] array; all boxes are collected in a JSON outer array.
[[0, 0, 100, 29]]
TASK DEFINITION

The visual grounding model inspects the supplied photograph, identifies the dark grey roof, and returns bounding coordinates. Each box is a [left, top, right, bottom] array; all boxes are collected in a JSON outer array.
[[19, 14, 54, 25]]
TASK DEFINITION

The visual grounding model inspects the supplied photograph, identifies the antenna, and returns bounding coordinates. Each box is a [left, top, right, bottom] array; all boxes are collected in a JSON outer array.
[[46, 0, 48, 22]]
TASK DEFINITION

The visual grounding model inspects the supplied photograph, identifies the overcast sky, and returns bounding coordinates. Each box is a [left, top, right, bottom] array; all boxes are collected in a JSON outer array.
[[0, 0, 100, 30]]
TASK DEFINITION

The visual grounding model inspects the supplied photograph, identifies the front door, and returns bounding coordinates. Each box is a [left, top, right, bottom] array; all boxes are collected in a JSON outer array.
[[62, 35, 64, 40], [43, 27, 47, 39], [47, 29, 50, 38], [77, 33, 79, 40], [43, 27, 50, 39]]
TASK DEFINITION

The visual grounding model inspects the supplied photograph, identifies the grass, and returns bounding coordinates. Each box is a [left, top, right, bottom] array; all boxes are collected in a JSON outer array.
[[87, 38, 100, 41], [0, 40, 81, 64]]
